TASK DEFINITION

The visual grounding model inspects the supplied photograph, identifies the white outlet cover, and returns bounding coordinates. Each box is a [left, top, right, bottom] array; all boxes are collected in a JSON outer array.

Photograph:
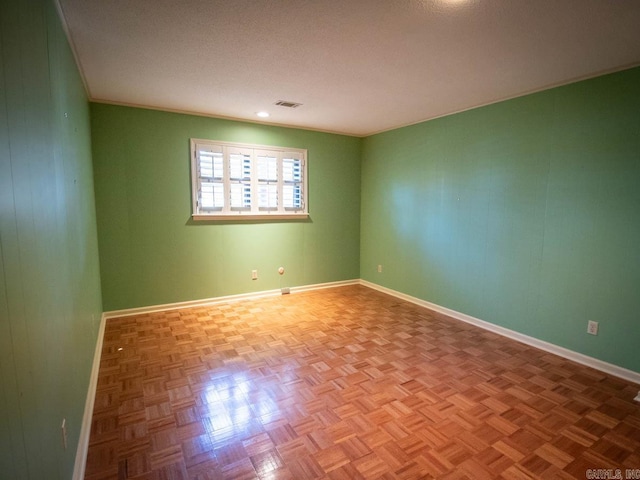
[[587, 321, 599, 335], [61, 418, 68, 450]]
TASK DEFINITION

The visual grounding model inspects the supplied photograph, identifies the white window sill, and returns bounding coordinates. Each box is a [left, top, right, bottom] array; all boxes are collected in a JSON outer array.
[[192, 213, 309, 221]]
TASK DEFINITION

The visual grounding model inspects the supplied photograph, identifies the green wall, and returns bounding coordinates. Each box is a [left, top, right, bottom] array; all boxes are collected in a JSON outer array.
[[1, 3, 637, 478], [91, 104, 362, 311], [0, 0, 103, 478], [361, 67, 640, 372]]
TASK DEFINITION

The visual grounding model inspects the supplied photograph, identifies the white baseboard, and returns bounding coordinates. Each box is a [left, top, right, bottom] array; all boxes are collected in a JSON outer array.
[[73, 312, 107, 480], [360, 280, 640, 389], [73, 279, 358, 475], [103, 279, 360, 319], [76, 275, 640, 477]]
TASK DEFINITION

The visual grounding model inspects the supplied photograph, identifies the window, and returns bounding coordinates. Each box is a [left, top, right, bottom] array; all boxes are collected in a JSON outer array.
[[191, 139, 308, 220]]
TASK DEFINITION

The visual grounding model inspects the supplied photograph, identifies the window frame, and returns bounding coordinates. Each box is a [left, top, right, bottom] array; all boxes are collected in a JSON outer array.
[[191, 139, 308, 221]]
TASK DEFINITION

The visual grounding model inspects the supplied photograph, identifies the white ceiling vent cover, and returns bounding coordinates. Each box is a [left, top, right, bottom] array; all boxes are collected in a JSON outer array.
[[275, 100, 303, 108]]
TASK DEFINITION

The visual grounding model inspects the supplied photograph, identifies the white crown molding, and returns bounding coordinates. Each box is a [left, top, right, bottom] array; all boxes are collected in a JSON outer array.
[[359, 280, 640, 392]]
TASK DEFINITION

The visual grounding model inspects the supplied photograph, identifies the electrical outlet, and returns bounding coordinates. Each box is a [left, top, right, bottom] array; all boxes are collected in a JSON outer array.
[[61, 418, 68, 450], [587, 320, 599, 336], [377, 264, 382, 273], [251, 269, 258, 280]]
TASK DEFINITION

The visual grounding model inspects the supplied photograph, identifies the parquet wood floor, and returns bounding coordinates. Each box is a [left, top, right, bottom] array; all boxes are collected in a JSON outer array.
[[84, 285, 640, 480]]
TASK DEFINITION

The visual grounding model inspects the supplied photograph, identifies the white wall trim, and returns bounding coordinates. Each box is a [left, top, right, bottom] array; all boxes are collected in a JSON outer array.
[[360, 280, 640, 388], [103, 279, 360, 319], [74, 279, 356, 476], [73, 313, 107, 480], [76, 275, 640, 478]]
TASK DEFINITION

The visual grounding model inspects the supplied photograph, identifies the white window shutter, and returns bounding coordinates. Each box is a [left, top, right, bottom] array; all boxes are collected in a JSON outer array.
[[191, 139, 308, 220]]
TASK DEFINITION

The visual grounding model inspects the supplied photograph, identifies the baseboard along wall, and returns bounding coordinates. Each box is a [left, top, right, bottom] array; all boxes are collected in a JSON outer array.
[[359, 280, 640, 387], [73, 313, 107, 480], [74, 278, 640, 478]]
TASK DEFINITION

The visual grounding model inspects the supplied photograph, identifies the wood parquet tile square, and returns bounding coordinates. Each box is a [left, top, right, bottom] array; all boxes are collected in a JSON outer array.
[[84, 285, 640, 479]]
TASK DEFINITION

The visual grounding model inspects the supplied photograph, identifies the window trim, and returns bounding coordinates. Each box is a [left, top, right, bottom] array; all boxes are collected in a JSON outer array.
[[190, 139, 309, 221]]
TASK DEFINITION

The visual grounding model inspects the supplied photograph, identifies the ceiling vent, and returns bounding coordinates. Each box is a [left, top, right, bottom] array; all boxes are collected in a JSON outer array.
[[274, 100, 302, 108]]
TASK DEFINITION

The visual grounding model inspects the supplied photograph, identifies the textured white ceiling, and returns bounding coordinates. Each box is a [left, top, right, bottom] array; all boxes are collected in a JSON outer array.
[[57, 0, 640, 136]]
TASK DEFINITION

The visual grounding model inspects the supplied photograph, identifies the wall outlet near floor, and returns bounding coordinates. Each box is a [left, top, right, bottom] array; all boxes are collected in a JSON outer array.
[[251, 269, 258, 280], [587, 320, 599, 335], [61, 418, 68, 450], [377, 264, 382, 273]]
